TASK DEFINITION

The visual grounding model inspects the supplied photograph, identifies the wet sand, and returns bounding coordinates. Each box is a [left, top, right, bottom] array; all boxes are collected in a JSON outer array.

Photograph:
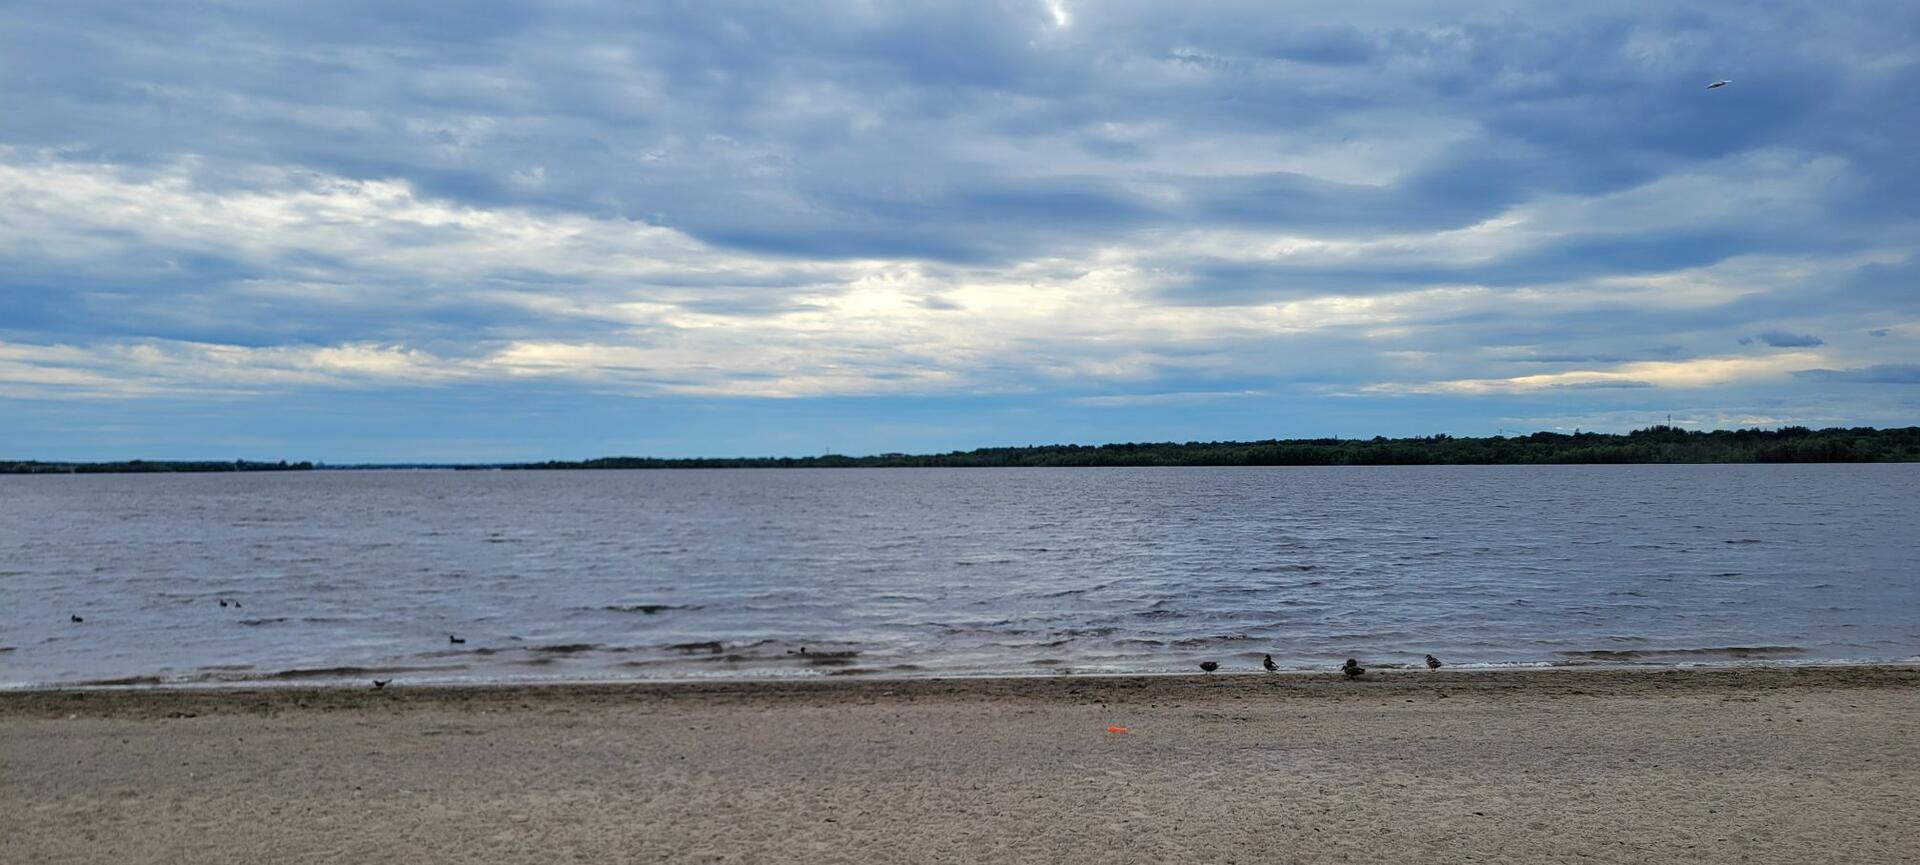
[[4, 666, 1917, 863]]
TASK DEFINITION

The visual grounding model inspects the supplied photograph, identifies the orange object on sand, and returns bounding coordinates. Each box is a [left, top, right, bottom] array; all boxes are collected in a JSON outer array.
[[1106, 725, 1129, 734]]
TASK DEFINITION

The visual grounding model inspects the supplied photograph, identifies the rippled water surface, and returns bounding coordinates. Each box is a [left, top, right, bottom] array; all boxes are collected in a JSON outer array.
[[3, 465, 1917, 687]]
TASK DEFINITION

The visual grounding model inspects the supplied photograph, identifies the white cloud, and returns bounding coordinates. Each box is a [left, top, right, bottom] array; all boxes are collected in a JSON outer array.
[[1372, 351, 1828, 395]]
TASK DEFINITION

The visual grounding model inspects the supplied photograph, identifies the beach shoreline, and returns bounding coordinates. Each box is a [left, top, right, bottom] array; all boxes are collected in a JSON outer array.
[[5, 665, 1916, 863], [12, 651, 1916, 695], [3, 660, 1918, 709]]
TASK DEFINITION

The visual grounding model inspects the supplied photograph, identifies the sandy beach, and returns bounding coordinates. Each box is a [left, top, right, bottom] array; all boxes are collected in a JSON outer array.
[[4, 666, 1917, 863]]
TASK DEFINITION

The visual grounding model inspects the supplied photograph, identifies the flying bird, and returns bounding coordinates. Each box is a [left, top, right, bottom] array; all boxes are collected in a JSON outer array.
[[1342, 658, 1366, 680], [371, 679, 391, 690], [448, 634, 466, 645], [1263, 653, 1279, 673], [1706, 79, 1732, 90], [1426, 654, 1444, 670], [1199, 661, 1219, 675]]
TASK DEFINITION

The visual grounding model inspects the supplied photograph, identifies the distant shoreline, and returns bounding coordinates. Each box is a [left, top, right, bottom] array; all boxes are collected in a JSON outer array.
[[7, 424, 1920, 473]]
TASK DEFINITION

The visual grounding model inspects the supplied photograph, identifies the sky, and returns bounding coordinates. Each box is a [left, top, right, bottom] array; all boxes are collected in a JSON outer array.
[[2, 1, 1917, 461]]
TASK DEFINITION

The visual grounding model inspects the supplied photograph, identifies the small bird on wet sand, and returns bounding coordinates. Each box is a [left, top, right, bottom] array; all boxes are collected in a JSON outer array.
[[448, 635, 465, 644], [1426, 654, 1443, 670], [70, 615, 84, 623], [1199, 661, 1219, 675], [1342, 658, 1366, 679], [371, 679, 391, 690], [1263, 654, 1279, 673]]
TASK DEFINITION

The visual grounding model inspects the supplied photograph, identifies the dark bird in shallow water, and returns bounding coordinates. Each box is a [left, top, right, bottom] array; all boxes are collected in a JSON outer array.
[[70, 615, 84, 623], [1426, 654, 1443, 670], [1263, 654, 1279, 673], [1342, 658, 1366, 679], [448, 634, 465, 644], [371, 679, 391, 689], [218, 599, 228, 608], [1199, 661, 1219, 675]]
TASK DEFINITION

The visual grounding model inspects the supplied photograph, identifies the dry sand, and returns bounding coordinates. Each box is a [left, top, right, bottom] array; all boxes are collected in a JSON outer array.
[[4, 666, 1917, 864]]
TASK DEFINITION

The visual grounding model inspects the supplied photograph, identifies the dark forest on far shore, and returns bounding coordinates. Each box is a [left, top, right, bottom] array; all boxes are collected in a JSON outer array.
[[7, 426, 1920, 474]]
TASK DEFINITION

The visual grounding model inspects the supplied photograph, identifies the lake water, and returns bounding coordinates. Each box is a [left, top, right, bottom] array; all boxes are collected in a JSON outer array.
[[2, 465, 1917, 688]]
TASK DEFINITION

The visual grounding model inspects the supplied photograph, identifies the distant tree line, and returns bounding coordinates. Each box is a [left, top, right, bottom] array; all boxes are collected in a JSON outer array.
[[512, 426, 1920, 469], [9, 427, 1918, 474], [0, 459, 314, 475]]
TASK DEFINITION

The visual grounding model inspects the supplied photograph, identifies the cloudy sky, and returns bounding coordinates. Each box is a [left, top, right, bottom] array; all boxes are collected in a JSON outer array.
[[3, 1, 1916, 460]]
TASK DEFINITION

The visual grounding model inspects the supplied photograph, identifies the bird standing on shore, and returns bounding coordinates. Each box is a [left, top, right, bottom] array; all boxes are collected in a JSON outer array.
[[448, 634, 465, 645], [1262, 654, 1279, 673], [1426, 654, 1443, 670], [1342, 658, 1366, 679], [1199, 661, 1219, 675], [371, 679, 391, 689]]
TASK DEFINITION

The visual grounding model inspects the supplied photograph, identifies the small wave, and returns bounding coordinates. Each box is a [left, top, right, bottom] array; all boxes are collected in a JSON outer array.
[[530, 643, 602, 655], [236, 617, 290, 626], [800, 650, 860, 667], [1171, 634, 1258, 648], [0, 646, 15, 654], [1555, 645, 1807, 661], [668, 641, 726, 654], [266, 665, 445, 680], [72, 675, 166, 687], [1723, 539, 1764, 544], [1054, 627, 1116, 638], [602, 604, 699, 615]]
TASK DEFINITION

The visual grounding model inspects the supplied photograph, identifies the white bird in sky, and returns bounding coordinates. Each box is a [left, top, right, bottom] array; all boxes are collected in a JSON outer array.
[[1706, 79, 1732, 90]]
